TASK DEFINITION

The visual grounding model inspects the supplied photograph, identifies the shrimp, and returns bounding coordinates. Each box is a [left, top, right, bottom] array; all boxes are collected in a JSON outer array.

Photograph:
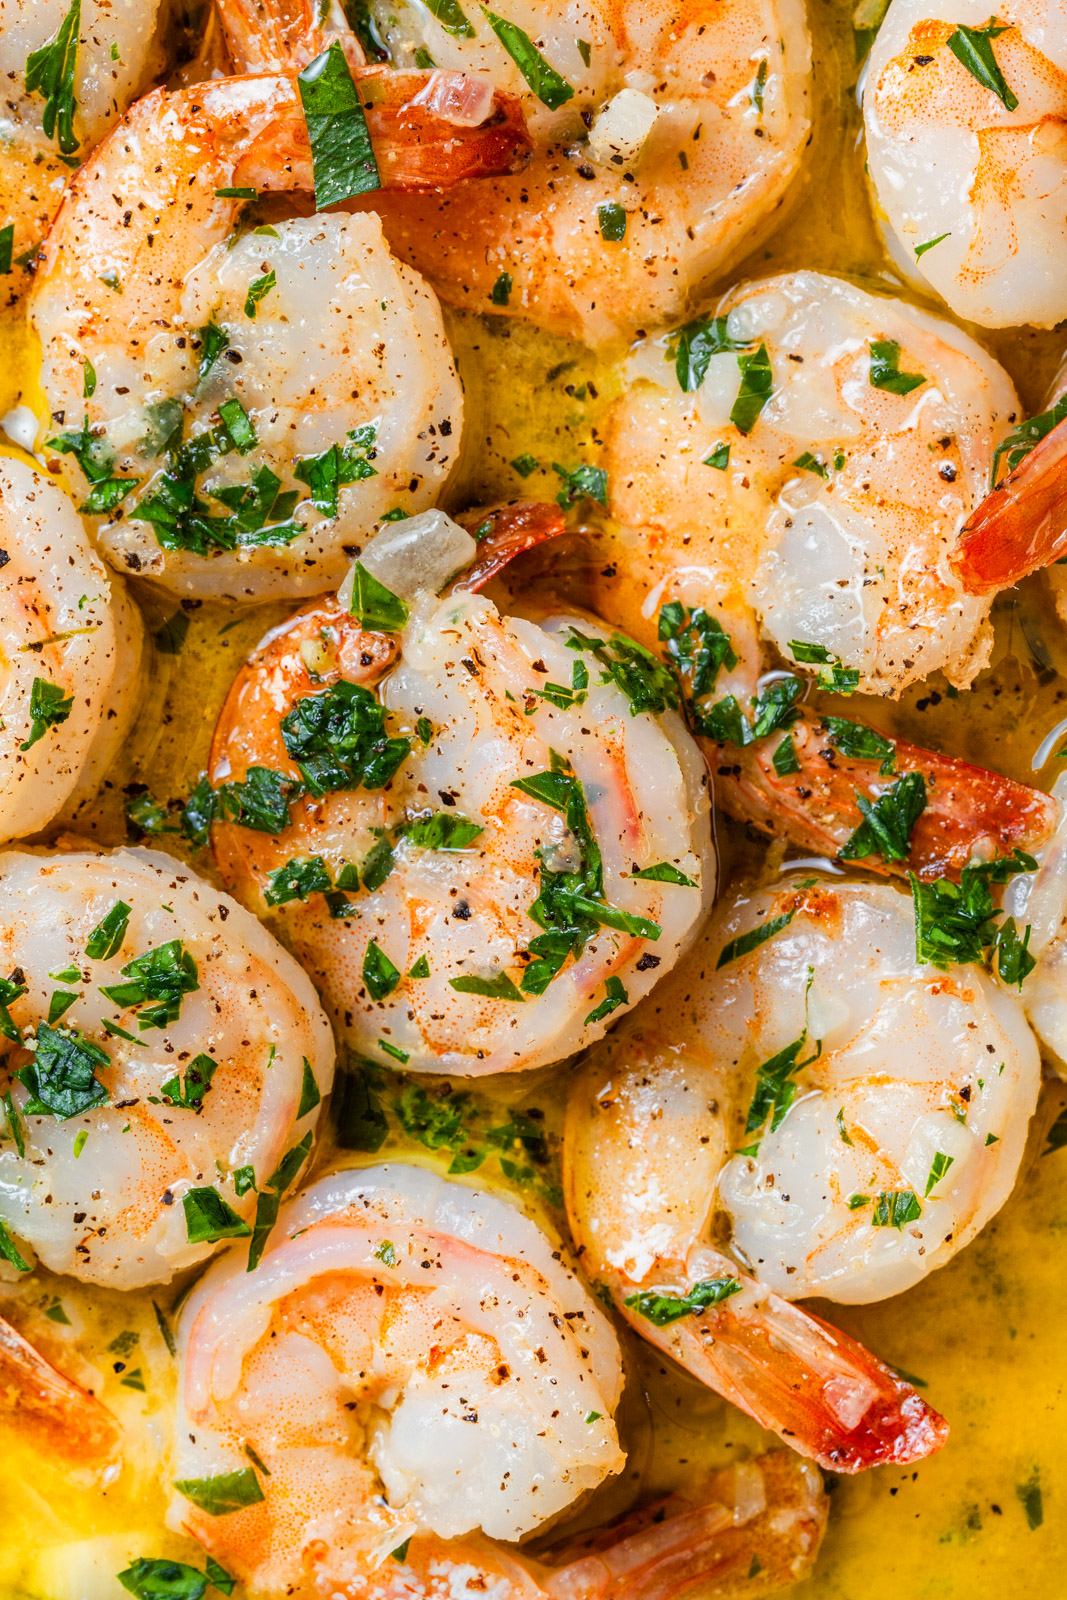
[[0, 456, 144, 844], [28, 46, 528, 600], [168, 1162, 827, 1599], [0, 0, 171, 304], [208, 506, 714, 1075], [566, 870, 1040, 1468], [267, 0, 813, 346], [0, 846, 334, 1288], [863, 0, 1067, 330], [1004, 773, 1067, 1072], [0, 1309, 119, 1461]]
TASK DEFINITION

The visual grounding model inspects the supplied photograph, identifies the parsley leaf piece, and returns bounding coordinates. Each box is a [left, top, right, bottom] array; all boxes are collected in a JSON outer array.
[[47, 990, 78, 1025], [909, 849, 1037, 973], [584, 974, 628, 1025], [0, 971, 27, 1043], [298, 40, 380, 205], [118, 1558, 208, 1600], [553, 462, 608, 509], [597, 201, 626, 241], [264, 855, 332, 907], [216, 398, 257, 454], [772, 734, 801, 776], [85, 900, 132, 960], [405, 812, 483, 850], [915, 231, 951, 259], [566, 628, 678, 715], [701, 694, 753, 746], [25, 0, 81, 154], [631, 862, 697, 886], [836, 1107, 853, 1146], [99, 940, 199, 1031], [793, 451, 828, 478], [449, 971, 525, 1002], [3, 1090, 24, 1156], [363, 939, 401, 1002], [17, 1023, 109, 1119], [425, 0, 475, 35], [334, 1060, 389, 1151], [717, 910, 797, 970], [233, 1165, 256, 1197], [243, 270, 276, 319], [787, 638, 860, 695], [869, 338, 926, 396], [704, 441, 731, 470], [822, 716, 896, 773], [745, 1030, 820, 1137], [297, 1056, 321, 1118], [658, 602, 738, 726], [0, 1219, 31, 1273], [730, 342, 773, 434], [0, 225, 13, 276], [624, 1276, 742, 1326], [215, 767, 293, 833], [206, 1559, 235, 1596], [482, 9, 573, 108], [991, 392, 1067, 486], [409, 954, 430, 978], [839, 771, 927, 863], [348, 561, 409, 631], [182, 1186, 252, 1244], [281, 680, 409, 795], [157, 1053, 217, 1109], [295, 427, 378, 515], [947, 18, 1018, 110], [995, 915, 1035, 988], [871, 1188, 922, 1229], [924, 1150, 955, 1197], [1016, 1470, 1043, 1530], [750, 674, 802, 740], [19, 677, 74, 751], [195, 320, 229, 387], [173, 1468, 265, 1516], [490, 270, 512, 305], [667, 314, 747, 392], [511, 452, 539, 478]]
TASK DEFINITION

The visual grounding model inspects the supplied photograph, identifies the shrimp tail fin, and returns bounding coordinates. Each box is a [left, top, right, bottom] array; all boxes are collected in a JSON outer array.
[[452, 501, 569, 593], [619, 1261, 947, 1473], [0, 1312, 119, 1461], [950, 414, 1067, 594], [539, 1451, 828, 1599], [708, 711, 1059, 881]]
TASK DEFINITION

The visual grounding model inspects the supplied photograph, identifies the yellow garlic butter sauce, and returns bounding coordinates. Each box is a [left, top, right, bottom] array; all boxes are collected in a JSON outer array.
[[3, 1, 1067, 1594]]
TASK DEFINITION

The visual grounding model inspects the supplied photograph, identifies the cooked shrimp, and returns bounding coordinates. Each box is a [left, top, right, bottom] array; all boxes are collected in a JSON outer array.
[[864, 0, 1067, 329], [612, 269, 1019, 696], [0, 456, 144, 844], [0, 846, 334, 1288], [169, 1162, 826, 1599], [0, 1310, 118, 1461], [1004, 773, 1067, 1071], [209, 508, 714, 1075], [566, 871, 1039, 1466], [302, 0, 813, 345], [28, 49, 528, 599], [0, 0, 171, 304]]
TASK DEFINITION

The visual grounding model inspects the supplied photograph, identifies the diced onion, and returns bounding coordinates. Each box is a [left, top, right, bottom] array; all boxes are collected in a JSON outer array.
[[587, 88, 660, 170], [410, 70, 495, 127], [338, 509, 477, 609]]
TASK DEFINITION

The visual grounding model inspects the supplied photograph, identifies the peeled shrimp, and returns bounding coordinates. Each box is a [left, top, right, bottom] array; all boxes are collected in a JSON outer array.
[[1004, 773, 1067, 1072], [0, 846, 334, 1287], [0, 456, 144, 844], [864, 0, 1067, 329], [209, 508, 713, 1075], [169, 1161, 826, 1599], [566, 872, 1042, 1468], [238, 0, 814, 345], [0, 0, 170, 303], [26, 53, 522, 597]]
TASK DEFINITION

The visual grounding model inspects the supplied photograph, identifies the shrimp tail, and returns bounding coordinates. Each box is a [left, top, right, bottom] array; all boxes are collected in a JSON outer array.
[[617, 1257, 947, 1474], [358, 71, 533, 187], [949, 415, 1067, 595], [539, 1451, 828, 1600], [708, 710, 1059, 881], [0, 1312, 119, 1461], [452, 501, 569, 593]]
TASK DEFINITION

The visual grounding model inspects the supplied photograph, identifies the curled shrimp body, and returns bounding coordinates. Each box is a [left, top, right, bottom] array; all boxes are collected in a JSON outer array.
[[28, 72, 472, 600], [864, 0, 1067, 330], [613, 270, 1019, 697], [0, 457, 144, 844], [322, 0, 813, 345], [209, 523, 713, 1075], [566, 873, 1040, 1467], [0, 0, 170, 304], [170, 1162, 827, 1600], [0, 847, 334, 1288]]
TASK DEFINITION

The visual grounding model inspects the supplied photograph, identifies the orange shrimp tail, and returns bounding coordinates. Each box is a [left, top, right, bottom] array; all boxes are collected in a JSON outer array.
[[949, 414, 1067, 594], [709, 710, 1058, 881], [539, 1451, 827, 1600], [0, 1312, 119, 1461], [357, 71, 533, 188], [627, 1275, 947, 1474], [452, 501, 569, 593]]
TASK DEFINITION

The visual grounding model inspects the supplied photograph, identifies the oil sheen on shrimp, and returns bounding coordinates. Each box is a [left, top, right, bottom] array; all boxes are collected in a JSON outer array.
[[613, 269, 1019, 697], [339, 0, 813, 344], [0, 0, 171, 303], [169, 1162, 828, 1600], [864, 0, 1067, 329], [209, 522, 713, 1075], [0, 457, 144, 844], [0, 847, 334, 1288], [29, 75, 464, 600]]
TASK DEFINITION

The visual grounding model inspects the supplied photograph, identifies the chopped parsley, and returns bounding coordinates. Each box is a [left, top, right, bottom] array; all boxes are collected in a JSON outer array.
[[788, 639, 860, 694], [716, 909, 797, 970], [405, 812, 483, 849], [772, 734, 801, 775], [294, 425, 378, 515], [1016, 1469, 1043, 1530], [0, 1220, 30, 1273], [99, 940, 199, 1031], [704, 441, 731, 470], [743, 1027, 820, 1144], [348, 561, 409, 631], [869, 339, 926, 397], [750, 675, 803, 740], [297, 41, 380, 208], [25, 0, 81, 154], [17, 1023, 109, 1119], [19, 678, 74, 751], [363, 939, 401, 1001], [553, 462, 608, 509], [281, 680, 409, 795], [0, 972, 27, 1042], [946, 18, 1017, 110], [263, 855, 332, 907], [822, 716, 895, 773], [990, 392, 1067, 487], [584, 974, 628, 1025], [0, 226, 12, 276], [730, 342, 773, 434], [511, 452, 539, 477], [658, 601, 737, 728], [871, 1188, 922, 1229], [909, 848, 1038, 984], [838, 771, 927, 863], [915, 232, 951, 259], [45, 413, 139, 517], [924, 1150, 954, 1196], [624, 1276, 741, 1326], [449, 971, 525, 1002], [247, 1130, 313, 1270], [85, 900, 132, 960], [631, 862, 697, 886], [118, 1558, 208, 1600], [182, 1185, 252, 1244], [214, 767, 294, 833], [172, 1468, 265, 1516], [490, 270, 512, 305], [597, 202, 626, 241], [566, 628, 677, 715], [793, 451, 828, 478], [481, 9, 574, 108], [155, 1053, 218, 1110], [666, 314, 747, 393]]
